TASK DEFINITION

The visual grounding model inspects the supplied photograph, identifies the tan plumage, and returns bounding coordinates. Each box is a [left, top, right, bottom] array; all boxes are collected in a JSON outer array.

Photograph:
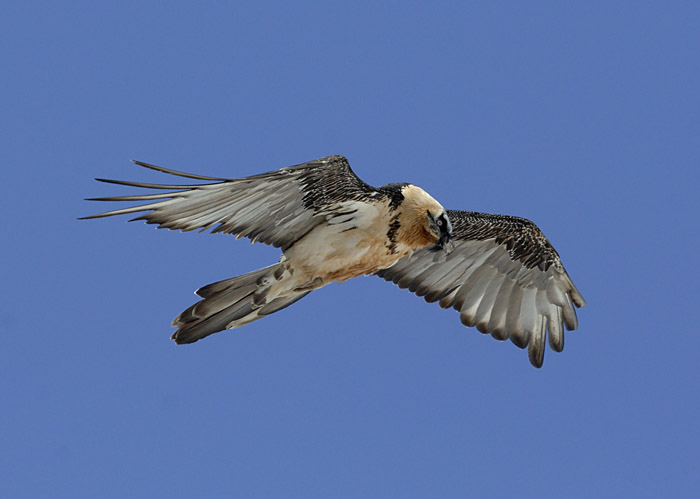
[[82, 155, 585, 367]]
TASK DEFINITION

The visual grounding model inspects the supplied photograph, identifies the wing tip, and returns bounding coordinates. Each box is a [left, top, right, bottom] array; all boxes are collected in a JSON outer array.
[[572, 290, 586, 308], [528, 354, 544, 369], [129, 159, 227, 181], [78, 212, 111, 220]]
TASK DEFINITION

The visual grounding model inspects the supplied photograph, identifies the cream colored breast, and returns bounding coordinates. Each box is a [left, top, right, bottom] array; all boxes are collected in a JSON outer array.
[[283, 199, 401, 283]]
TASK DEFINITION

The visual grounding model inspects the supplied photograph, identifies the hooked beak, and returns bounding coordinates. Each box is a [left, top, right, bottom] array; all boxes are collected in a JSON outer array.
[[438, 231, 453, 254], [438, 218, 453, 254]]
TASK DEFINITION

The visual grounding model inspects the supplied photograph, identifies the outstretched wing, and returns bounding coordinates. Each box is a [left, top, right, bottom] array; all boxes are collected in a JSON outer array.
[[81, 155, 376, 250], [376, 210, 586, 368]]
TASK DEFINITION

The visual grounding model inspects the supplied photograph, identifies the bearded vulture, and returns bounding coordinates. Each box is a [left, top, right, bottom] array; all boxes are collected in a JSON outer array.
[[81, 155, 585, 367]]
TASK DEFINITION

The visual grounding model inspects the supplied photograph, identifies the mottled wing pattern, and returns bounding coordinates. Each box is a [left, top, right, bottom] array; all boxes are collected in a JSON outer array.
[[81, 155, 375, 250], [376, 210, 586, 367]]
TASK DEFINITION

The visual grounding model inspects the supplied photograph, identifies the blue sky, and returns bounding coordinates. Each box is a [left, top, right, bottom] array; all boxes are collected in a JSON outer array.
[[2, 1, 698, 497]]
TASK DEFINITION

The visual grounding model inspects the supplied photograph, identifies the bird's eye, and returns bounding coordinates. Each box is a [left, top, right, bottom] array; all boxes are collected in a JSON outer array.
[[437, 219, 443, 226]]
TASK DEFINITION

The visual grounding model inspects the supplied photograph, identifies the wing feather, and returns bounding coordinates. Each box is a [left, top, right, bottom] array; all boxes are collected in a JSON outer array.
[[474, 277, 503, 333], [457, 266, 496, 324], [562, 293, 579, 331], [529, 314, 547, 367], [505, 285, 525, 348], [377, 209, 585, 368], [519, 287, 538, 339], [81, 155, 376, 250], [487, 279, 514, 341], [548, 307, 564, 352]]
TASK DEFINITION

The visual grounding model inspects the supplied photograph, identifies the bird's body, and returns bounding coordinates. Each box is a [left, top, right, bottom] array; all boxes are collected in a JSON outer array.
[[285, 198, 410, 283], [82, 155, 585, 367], [285, 184, 446, 282]]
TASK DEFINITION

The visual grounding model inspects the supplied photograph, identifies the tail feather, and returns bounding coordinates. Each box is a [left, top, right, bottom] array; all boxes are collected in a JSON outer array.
[[191, 282, 258, 319], [195, 265, 276, 298], [171, 263, 309, 344], [259, 292, 312, 316]]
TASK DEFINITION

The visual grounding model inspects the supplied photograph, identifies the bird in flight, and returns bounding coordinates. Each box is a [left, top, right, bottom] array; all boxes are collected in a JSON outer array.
[[81, 155, 585, 367]]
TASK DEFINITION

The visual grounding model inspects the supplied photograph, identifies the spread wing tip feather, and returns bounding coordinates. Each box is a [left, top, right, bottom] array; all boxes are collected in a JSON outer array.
[[571, 287, 586, 308], [131, 159, 228, 181]]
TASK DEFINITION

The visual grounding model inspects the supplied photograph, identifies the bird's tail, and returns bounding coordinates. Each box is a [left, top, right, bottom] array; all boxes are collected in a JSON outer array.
[[171, 263, 311, 344]]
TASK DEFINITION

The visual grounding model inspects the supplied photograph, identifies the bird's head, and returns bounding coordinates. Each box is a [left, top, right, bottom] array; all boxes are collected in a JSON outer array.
[[427, 209, 453, 253], [396, 185, 453, 253]]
